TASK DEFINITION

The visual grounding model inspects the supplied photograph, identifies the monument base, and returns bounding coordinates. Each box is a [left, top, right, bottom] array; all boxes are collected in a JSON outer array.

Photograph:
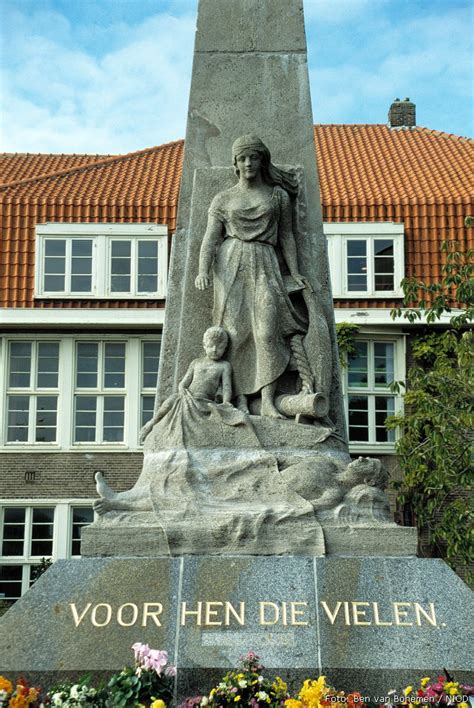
[[81, 519, 417, 558], [1, 556, 472, 699]]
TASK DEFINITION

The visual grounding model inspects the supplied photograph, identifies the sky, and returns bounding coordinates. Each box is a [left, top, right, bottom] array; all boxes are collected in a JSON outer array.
[[0, 0, 472, 154]]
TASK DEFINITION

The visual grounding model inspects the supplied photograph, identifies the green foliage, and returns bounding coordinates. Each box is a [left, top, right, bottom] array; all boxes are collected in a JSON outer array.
[[335, 322, 360, 367], [30, 557, 53, 584], [391, 241, 473, 327], [0, 599, 13, 617], [107, 665, 173, 708], [389, 241, 474, 582]]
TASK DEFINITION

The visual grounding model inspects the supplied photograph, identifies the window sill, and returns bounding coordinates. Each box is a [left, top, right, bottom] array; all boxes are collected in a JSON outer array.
[[0, 445, 140, 453], [34, 294, 166, 300], [334, 292, 404, 299], [348, 442, 397, 455]]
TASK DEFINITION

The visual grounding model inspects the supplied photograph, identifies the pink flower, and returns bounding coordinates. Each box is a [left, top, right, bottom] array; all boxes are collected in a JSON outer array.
[[145, 649, 168, 675], [165, 665, 177, 677], [132, 642, 151, 663]]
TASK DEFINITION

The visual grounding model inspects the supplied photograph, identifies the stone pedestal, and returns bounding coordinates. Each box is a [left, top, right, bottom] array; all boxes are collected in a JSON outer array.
[[1, 556, 472, 698]]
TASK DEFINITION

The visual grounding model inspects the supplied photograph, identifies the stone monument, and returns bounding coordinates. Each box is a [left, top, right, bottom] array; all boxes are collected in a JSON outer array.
[[1, 0, 472, 696]]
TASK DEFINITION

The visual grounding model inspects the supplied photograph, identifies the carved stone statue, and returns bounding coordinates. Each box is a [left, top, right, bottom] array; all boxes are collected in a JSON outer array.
[[94, 326, 256, 515], [195, 134, 316, 420], [85, 136, 403, 557]]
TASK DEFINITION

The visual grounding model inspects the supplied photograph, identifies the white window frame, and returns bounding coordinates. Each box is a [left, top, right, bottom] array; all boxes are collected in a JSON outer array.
[[5, 340, 60, 445], [0, 335, 161, 452], [342, 331, 405, 454], [0, 501, 94, 601], [139, 340, 161, 444], [325, 222, 404, 298], [73, 340, 127, 446], [35, 223, 168, 299]]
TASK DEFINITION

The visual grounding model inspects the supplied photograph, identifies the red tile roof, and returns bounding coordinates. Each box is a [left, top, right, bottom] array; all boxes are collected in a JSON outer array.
[[0, 126, 472, 309], [0, 152, 110, 186]]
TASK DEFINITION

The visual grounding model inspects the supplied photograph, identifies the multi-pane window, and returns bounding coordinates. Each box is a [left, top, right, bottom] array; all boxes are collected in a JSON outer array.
[[74, 342, 126, 443], [325, 223, 404, 298], [346, 340, 399, 445], [0, 504, 94, 602], [346, 238, 395, 293], [2, 337, 161, 448], [140, 341, 161, 431], [71, 507, 94, 556], [110, 240, 159, 295], [35, 225, 167, 299], [6, 341, 59, 443], [43, 238, 93, 294], [0, 506, 54, 601]]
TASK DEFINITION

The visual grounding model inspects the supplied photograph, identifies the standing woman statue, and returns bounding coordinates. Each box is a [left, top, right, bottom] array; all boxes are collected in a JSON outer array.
[[195, 135, 308, 418]]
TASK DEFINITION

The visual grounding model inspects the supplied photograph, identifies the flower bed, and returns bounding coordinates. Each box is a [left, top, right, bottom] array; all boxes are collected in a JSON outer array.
[[1, 649, 472, 708]]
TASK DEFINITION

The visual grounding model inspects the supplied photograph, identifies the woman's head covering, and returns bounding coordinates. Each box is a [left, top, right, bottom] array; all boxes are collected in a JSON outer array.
[[232, 134, 299, 197]]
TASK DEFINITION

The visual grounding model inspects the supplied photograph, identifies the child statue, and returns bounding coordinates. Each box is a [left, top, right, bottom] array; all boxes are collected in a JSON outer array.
[[94, 326, 252, 514]]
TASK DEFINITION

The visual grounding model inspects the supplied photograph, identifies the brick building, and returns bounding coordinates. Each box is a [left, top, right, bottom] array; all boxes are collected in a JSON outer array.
[[1, 102, 472, 601]]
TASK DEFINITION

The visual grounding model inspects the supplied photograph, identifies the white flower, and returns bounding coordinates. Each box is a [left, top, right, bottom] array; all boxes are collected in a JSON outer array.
[[257, 691, 268, 700], [201, 697, 209, 706], [219, 682, 227, 689], [258, 676, 264, 684], [70, 685, 80, 699], [238, 680, 248, 688]]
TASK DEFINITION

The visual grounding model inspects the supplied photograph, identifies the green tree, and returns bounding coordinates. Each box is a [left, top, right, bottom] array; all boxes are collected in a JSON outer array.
[[389, 241, 473, 582]]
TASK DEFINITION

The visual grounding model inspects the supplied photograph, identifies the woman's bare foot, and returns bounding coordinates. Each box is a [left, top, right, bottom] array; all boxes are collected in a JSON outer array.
[[95, 471, 117, 500], [261, 400, 286, 419], [261, 383, 286, 419]]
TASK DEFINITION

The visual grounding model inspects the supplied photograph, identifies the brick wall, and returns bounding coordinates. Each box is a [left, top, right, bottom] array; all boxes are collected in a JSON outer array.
[[0, 453, 142, 499]]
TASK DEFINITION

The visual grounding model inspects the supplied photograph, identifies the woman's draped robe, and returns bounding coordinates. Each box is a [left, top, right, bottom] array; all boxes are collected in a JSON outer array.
[[209, 185, 306, 396]]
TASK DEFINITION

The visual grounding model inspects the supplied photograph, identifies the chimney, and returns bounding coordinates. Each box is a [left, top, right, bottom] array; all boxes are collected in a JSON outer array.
[[388, 97, 416, 128]]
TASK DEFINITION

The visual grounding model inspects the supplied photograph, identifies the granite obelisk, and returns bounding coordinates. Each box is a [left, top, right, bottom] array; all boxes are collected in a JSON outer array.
[[157, 0, 345, 434]]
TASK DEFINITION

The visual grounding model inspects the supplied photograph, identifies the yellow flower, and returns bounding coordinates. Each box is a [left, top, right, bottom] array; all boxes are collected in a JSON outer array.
[[299, 676, 328, 707], [420, 677, 431, 688], [285, 701, 303, 708], [273, 676, 288, 695], [150, 700, 166, 708], [444, 682, 460, 695], [234, 696, 241, 702], [0, 676, 13, 693], [459, 702, 468, 708], [403, 687, 413, 696]]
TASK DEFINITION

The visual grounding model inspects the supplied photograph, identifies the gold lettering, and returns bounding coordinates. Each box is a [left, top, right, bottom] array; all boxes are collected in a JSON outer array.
[[414, 603, 437, 627], [320, 601, 342, 624], [117, 603, 138, 627], [373, 602, 393, 626], [352, 601, 371, 626], [142, 602, 163, 627], [204, 602, 223, 626], [290, 602, 309, 626], [259, 601, 279, 625], [343, 601, 351, 625], [181, 601, 203, 626], [69, 602, 92, 627], [224, 601, 245, 626], [281, 602, 288, 626], [393, 602, 413, 626], [91, 603, 112, 627]]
